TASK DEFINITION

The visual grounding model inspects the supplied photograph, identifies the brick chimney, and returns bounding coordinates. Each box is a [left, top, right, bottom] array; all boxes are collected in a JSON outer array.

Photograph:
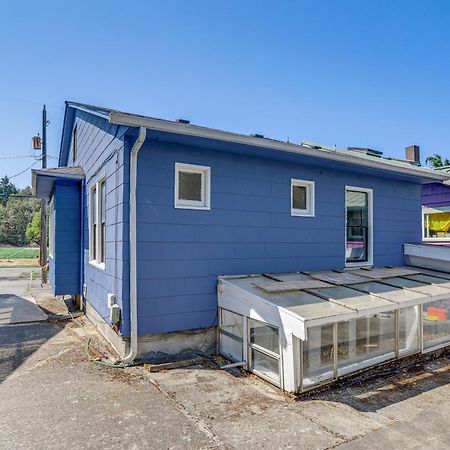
[[405, 145, 420, 165]]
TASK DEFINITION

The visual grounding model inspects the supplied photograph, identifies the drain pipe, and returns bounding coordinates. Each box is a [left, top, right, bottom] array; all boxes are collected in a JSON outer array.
[[123, 126, 146, 363]]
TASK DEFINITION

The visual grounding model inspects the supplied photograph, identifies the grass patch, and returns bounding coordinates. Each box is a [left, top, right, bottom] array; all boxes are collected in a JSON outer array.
[[0, 247, 40, 259]]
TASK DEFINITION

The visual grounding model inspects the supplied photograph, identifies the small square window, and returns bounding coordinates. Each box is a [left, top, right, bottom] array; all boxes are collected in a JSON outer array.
[[175, 163, 210, 210], [291, 179, 314, 217]]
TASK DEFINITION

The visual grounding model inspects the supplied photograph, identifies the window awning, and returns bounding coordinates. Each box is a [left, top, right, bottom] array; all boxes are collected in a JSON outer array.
[[32, 166, 85, 200], [218, 266, 450, 341]]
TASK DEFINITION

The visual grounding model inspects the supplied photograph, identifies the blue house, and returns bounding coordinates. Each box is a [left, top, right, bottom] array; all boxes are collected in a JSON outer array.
[[32, 102, 449, 369]]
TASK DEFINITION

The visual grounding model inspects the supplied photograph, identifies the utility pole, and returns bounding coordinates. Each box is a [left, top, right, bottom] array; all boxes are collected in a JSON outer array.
[[40, 105, 48, 284]]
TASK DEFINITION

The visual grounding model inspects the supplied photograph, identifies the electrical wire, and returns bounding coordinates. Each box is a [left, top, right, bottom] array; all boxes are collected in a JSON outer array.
[[9, 159, 42, 178], [0, 95, 63, 109]]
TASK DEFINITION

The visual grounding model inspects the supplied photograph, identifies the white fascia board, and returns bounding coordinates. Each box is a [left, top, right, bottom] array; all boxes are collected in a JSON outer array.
[[109, 111, 449, 182], [404, 243, 450, 262]]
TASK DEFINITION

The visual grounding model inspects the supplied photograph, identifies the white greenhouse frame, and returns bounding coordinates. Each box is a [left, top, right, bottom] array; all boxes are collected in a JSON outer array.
[[217, 266, 450, 393]]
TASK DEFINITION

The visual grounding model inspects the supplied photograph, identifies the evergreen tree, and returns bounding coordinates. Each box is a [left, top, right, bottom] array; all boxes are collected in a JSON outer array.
[[0, 175, 18, 205]]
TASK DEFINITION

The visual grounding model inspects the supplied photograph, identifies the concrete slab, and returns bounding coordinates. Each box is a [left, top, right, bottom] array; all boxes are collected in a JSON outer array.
[[0, 294, 47, 324], [338, 407, 450, 449], [147, 366, 343, 449], [0, 322, 217, 450]]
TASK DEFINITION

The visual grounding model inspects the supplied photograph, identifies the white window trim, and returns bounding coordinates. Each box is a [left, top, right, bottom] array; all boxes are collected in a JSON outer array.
[[291, 179, 315, 217], [89, 175, 106, 270], [174, 162, 211, 210], [247, 318, 282, 388], [345, 186, 373, 268], [48, 197, 54, 258], [422, 206, 450, 242]]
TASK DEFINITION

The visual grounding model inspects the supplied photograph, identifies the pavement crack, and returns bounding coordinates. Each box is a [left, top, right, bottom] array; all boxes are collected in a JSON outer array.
[[143, 373, 228, 449], [7, 348, 71, 380]]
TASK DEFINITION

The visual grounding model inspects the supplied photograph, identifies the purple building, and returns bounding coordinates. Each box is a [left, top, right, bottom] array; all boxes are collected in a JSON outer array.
[[422, 168, 450, 242]]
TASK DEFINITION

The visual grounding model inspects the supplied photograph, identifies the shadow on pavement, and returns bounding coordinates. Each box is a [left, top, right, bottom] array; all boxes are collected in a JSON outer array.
[[0, 322, 63, 383], [0, 293, 47, 324]]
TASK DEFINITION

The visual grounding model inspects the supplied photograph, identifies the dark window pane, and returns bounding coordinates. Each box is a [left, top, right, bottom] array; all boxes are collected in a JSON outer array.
[[100, 181, 106, 222], [346, 190, 369, 262], [179, 171, 202, 201], [346, 191, 368, 226], [292, 185, 307, 210], [249, 320, 279, 354], [100, 222, 106, 263]]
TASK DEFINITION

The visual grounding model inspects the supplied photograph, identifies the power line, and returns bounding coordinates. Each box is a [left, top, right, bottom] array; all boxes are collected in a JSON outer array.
[[0, 95, 63, 109], [0, 154, 58, 160], [9, 159, 42, 179]]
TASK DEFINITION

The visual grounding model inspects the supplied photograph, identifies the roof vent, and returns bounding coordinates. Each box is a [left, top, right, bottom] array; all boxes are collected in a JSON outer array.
[[250, 133, 264, 139], [347, 147, 383, 157], [176, 119, 190, 124]]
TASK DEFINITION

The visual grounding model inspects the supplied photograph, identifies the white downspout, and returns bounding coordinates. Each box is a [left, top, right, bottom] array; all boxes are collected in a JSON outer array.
[[123, 126, 146, 362]]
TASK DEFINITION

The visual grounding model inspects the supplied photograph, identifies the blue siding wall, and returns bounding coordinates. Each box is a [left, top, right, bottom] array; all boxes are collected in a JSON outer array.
[[50, 181, 81, 295], [66, 110, 130, 335], [136, 139, 422, 336]]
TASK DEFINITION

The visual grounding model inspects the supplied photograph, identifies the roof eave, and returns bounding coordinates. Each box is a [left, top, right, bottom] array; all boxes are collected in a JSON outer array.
[[109, 111, 449, 183]]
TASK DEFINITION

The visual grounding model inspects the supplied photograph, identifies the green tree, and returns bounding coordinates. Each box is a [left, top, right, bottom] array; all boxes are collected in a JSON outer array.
[[0, 186, 40, 245], [0, 175, 18, 205], [425, 154, 450, 168], [26, 211, 41, 244]]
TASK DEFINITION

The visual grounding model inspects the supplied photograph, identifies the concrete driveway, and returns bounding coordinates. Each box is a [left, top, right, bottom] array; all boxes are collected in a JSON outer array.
[[0, 267, 449, 449]]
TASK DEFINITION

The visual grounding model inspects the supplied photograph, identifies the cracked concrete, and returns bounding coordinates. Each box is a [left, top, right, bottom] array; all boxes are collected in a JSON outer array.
[[0, 268, 449, 449]]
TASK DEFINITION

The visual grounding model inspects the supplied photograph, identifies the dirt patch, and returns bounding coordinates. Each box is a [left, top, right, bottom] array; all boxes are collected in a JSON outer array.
[[0, 259, 39, 267]]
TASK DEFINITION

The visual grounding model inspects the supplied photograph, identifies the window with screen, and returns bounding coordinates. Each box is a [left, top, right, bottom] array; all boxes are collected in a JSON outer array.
[[291, 179, 315, 217], [175, 163, 210, 210]]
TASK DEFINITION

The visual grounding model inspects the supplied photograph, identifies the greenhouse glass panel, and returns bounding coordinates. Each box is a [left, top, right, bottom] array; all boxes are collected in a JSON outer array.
[[249, 320, 279, 354], [303, 323, 334, 388], [250, 348, 280, 383], [337, 313, 396, 375], [399, 306, 420, 356], [221, 309, 243, 339], [422, 299, 450, 349], [219, 309, 243, 362]]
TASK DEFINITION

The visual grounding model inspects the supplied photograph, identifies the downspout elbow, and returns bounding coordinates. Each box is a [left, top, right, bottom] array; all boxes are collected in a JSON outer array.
[[123, 126, 146, 363]]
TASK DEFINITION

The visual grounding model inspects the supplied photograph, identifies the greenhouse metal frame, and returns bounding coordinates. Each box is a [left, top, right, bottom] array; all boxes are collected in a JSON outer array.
[[217, 266, 450, 393]]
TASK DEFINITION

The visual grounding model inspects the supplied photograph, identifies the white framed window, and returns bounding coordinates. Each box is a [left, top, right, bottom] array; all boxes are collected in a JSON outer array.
[[345, 186, 373, 267], [48, 197, 54, 258], [174, 163, 210, 210], [248, 318, 281, 387], [89, 176, 106, 268], [291, 179, 315, 217], [422, 206, 450, 241]]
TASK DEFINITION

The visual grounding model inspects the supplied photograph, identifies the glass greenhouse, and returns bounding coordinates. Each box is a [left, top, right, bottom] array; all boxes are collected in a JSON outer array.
[[217, 266, 450, 393]]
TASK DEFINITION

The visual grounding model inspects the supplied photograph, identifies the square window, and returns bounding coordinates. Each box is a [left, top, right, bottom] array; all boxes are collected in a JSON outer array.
[[178, 171, 202, 201], [175, 163, 210, 210], [291, 179, 314, 216]]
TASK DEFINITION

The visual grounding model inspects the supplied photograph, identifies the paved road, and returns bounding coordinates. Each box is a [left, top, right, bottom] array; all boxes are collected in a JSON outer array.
[[0, 267, 449, 449]]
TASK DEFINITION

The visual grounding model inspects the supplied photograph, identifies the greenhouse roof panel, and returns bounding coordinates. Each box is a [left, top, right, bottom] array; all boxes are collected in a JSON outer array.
[[349, 281, 430, 306], [218, 266, 450, 331], [308, 285, 396, 314]]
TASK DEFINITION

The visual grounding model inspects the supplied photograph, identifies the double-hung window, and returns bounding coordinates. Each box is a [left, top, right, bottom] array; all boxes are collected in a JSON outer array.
[[90, 177, 106, 268], [291, 179, 315, 217], [345, 186, 373, 266], [174, 163, 210, 210]]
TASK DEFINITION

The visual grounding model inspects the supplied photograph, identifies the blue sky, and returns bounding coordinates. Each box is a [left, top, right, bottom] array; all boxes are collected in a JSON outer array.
[[1, 0, 450, 187]]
